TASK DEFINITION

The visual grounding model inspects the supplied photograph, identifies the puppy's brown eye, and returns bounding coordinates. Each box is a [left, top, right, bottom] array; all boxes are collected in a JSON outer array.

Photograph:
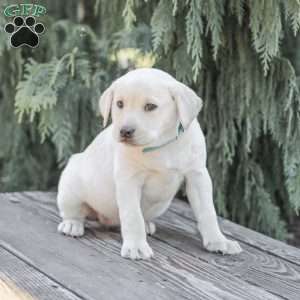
[[144, 103, 157, 112], [116, 100, 124, 109]]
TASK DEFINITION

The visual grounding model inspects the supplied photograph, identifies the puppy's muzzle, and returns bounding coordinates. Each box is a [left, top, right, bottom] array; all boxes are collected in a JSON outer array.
[[120, 126, 135, 141]]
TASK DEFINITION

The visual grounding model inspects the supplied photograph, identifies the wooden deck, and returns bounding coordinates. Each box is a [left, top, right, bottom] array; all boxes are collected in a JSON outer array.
[[0, 192, 300, 300]]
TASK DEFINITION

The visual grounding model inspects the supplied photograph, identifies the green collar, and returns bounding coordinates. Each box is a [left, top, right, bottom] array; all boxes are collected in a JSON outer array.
[[142, 123, 185, 153]]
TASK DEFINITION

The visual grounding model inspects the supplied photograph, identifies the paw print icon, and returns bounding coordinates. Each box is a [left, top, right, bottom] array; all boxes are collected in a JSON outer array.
[[4, 16, 45, 48]]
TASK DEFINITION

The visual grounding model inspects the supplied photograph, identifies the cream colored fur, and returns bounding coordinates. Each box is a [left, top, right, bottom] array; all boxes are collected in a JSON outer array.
[[57, 68, 242, 259]]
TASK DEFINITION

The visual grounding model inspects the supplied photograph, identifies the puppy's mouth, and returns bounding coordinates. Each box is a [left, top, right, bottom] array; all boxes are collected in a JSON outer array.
[[119, 136, 150, 147], [119, 137, 139, 146]]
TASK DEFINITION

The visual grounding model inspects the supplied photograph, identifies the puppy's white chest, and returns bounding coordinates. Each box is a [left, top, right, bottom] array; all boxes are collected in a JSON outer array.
[[141, 170, 183, 219], [144, 170, 182, 192]]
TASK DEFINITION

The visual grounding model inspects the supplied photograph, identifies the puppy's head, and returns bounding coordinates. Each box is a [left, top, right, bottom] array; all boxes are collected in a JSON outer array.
[[99, 68, 202, 146]]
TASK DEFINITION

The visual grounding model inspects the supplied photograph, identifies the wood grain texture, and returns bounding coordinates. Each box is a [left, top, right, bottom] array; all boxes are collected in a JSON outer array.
[[0, 246, 81, 300], [156, 211, 300, 300], [0, 192, 284, 300], [0, 194, 178, 300], [0, 277, 34, 300], [170, 199, 300, 267]]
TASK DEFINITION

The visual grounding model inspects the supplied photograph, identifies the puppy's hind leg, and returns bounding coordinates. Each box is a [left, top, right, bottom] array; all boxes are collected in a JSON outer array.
[[57, 189, 87, 237], [145, 222, 156, 235], [57, 158, 87, 237]]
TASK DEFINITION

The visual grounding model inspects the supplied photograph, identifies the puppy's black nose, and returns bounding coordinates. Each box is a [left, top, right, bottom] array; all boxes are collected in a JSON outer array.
[[120, 126, 135, 139]]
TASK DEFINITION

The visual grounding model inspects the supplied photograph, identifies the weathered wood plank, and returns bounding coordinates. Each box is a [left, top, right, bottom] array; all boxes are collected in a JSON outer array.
[[156, 210, 300, 300], [0, 192, 282, 300], [0, 194, 179, 300], [38, 191, 300, 300], [0, 245, 82, 300], [170, 199, 300, 266]]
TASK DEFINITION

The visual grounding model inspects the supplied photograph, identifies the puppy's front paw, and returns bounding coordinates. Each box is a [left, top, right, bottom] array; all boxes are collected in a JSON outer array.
[[121, 240, 154, 260], [58, 220, 84, 237], [204, 237, 242, 255]]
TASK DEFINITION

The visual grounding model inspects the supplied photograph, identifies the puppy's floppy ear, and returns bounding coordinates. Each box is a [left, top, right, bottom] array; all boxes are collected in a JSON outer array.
[[99, 85, 114, 127], [169, 81, 203, 129]]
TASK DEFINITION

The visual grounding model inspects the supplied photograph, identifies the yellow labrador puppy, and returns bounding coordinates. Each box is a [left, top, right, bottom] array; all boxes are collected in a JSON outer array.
[[57, 68, 242, 259]]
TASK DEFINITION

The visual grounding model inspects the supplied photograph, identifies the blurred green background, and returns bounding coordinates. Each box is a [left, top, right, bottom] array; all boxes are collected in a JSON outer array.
[[0, 0, 300, 242]]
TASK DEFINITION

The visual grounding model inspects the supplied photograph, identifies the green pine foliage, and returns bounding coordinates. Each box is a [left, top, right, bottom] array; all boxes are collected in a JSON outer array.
[[125, 0, 300, 240], [1, 0, 300, 240]]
